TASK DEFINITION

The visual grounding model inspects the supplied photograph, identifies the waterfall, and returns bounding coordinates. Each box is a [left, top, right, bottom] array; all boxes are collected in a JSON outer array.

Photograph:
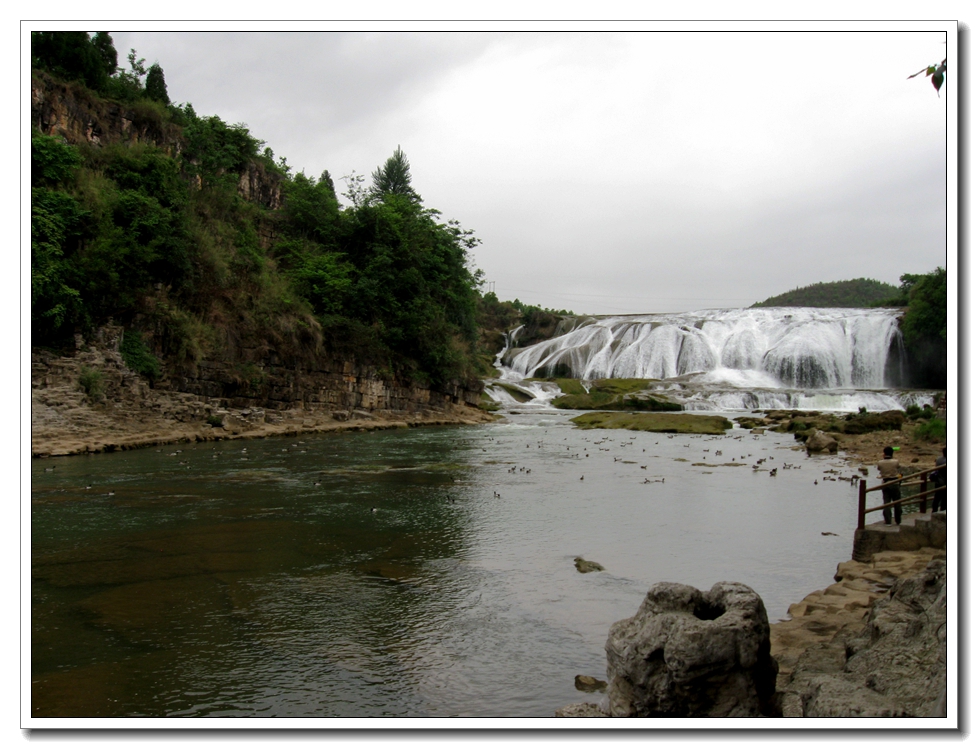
[[504, 307, 906, 389]]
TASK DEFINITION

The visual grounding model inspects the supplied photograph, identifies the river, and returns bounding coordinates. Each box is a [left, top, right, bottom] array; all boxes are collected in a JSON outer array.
[[31, 411, 859, 718]]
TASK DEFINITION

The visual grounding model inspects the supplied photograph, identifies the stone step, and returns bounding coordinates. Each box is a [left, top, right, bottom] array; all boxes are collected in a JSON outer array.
[[851, 512, 946, 562]]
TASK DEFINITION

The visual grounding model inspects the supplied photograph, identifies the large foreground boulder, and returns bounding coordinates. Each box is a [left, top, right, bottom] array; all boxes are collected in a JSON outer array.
[[604, 581, 780, 717]]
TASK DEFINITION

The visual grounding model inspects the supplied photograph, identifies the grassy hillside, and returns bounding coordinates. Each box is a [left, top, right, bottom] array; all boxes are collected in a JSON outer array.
[[751, 278, 899, 308]]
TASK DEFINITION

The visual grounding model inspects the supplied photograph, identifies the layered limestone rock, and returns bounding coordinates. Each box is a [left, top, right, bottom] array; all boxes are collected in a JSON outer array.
[[31, 325, 491, 457], [798, 559, 947, 717], [32, 71, 182, 155], [770, 548, 947, 717]]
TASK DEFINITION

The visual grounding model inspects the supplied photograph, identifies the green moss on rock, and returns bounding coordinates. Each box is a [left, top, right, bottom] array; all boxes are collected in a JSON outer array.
[[570, 412, 733, 435], [548, 378, 682, 411]]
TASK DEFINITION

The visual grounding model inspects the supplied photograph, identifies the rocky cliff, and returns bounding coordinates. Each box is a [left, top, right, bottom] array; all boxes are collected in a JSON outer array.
[[32, 75, 488, 445], [32, 71, 182, 155], [32, 325, 491, 458], [32, 70, 284, 211]]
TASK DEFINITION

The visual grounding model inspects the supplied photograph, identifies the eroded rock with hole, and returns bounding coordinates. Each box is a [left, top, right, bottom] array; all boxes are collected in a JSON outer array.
[[604, 581, 780, 717]]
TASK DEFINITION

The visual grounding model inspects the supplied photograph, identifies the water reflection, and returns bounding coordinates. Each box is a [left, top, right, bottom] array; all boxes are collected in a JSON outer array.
[[32, 416, 858, 717]]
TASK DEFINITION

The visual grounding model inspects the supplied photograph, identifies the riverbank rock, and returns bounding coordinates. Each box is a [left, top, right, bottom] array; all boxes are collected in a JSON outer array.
[[574, 557, 604, 573], [794, 558, 947, 717], [574, 675, 608, 693], [770, 547, 946, 717], [603, 581, 780, 717], [553, 702, 610, 717], [805, 430, 839, 454]]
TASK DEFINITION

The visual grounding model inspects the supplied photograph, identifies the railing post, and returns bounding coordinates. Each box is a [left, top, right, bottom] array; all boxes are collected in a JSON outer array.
[[858, 479, 867, 530], [920, 476, 928, 513]]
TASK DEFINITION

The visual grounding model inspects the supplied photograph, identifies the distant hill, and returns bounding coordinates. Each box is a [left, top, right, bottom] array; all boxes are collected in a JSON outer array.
[[751, 278, 900, 308]]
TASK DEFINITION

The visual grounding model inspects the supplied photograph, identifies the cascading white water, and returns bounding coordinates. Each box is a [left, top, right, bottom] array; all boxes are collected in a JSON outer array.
[[504, 308, 904, 389], [485, 307, 936, 413]]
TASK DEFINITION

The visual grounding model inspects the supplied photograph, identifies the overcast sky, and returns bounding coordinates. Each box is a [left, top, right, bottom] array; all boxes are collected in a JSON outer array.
[[104, 27, 949, 314]]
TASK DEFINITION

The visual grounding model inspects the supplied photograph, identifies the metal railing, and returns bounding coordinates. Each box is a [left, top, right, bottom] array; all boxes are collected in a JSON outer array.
[[856, 464, 946, 530]]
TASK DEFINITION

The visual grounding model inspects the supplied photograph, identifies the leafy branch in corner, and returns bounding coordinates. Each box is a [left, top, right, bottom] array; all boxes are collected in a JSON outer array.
[[908, 57, 946, 94]]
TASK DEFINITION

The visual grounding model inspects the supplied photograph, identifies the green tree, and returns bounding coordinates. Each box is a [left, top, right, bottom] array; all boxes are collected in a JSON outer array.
[[111, 48, 149, 101], [278, 171, 339, 245], [370, 146, 420, 203], [91, 32, 118, 76], [889, 268, 946, 389], [31, 134, 86, 339], [902, 268, 946, 339], [181, 115, 263, 188], [145, 62, 169, 104], [31, 31, 109, 92]]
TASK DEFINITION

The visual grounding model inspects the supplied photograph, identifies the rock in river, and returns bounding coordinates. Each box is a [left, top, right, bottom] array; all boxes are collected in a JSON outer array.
[[604, 581, 780, 717]]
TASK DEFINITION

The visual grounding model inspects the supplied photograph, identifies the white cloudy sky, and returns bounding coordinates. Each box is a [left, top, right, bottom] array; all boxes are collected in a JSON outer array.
[[91, 26, 950, 314]]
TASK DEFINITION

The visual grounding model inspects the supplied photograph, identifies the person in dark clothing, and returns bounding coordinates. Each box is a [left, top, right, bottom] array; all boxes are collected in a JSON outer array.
[[877, 446, 904, 525]]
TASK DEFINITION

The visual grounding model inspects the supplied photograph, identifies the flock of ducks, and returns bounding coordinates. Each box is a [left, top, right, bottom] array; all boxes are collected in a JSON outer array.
[[40, 426, 863, 512]]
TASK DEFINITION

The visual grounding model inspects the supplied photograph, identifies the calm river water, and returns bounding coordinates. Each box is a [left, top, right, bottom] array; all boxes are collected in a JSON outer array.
[[31, 412, 859, 717]]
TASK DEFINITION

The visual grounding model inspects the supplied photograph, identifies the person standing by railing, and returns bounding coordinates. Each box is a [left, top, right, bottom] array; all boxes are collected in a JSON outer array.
[[877, 446, 904, 525]]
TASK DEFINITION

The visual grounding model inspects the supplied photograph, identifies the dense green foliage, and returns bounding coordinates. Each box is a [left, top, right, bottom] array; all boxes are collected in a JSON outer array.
[[31, 35, 486, 388], [914, 417, 946, 441], [32, 31, 179, 111], [752, 278, 899, 308], [876, 268, 947, 388], [32, 31, 114, 92]]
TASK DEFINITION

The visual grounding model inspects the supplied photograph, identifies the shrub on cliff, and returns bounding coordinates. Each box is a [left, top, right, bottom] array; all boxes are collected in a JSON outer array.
[[78, 366, 104, 401], [120, 329, 161, 383]]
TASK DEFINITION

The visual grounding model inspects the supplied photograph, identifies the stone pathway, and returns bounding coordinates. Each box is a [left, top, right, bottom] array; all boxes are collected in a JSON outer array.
[[769, 546, 946, 716]]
